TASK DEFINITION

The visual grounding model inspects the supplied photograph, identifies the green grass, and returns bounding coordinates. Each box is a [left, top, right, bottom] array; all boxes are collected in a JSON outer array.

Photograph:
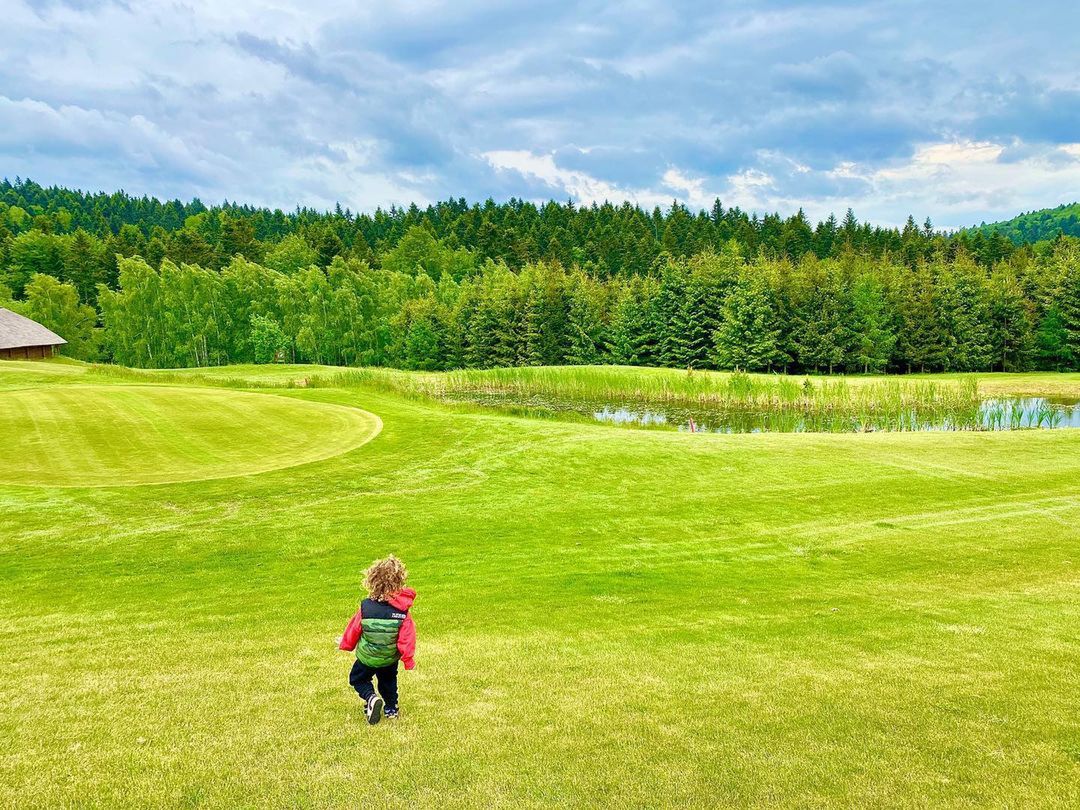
[[2, 360, 1079, 807], [0, 385, 380, 486], [303, 363, 1080, 410]]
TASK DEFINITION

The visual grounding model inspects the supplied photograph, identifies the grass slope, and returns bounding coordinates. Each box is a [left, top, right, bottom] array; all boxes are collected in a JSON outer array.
[[1, 361, 1078, 807]]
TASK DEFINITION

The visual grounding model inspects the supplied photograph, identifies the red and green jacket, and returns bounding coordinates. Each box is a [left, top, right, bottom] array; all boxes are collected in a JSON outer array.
[[339, 588, 417, 669]]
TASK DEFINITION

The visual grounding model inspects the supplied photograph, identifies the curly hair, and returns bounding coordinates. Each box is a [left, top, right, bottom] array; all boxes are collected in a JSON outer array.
[[364, 555, 408, 601]]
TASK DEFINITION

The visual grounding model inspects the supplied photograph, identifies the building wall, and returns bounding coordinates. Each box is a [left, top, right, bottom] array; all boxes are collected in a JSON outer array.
[[0, 345, 57, 360]]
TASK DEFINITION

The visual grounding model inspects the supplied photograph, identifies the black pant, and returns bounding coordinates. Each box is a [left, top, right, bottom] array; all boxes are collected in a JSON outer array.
[[349, 659, 399, 711]]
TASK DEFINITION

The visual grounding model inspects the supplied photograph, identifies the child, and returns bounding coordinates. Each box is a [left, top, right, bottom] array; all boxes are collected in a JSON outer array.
[[338, 555, 417, 724]]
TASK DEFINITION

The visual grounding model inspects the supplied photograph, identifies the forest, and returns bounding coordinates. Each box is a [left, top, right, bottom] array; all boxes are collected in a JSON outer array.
[[974, 202, 1080, 244], [2, 178, 1079, 373]]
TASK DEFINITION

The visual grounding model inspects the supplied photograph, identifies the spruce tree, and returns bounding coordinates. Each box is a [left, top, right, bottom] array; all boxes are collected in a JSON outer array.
[[850, 274, 896, 373], [987, 265, 1033, 371], [712, 274, 785, 371]]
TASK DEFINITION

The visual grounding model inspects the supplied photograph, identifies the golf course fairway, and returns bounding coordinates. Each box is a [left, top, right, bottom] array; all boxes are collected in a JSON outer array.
[[1, 361, 1077, 807]]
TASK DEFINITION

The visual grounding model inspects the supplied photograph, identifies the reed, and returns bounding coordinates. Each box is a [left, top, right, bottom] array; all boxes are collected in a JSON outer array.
[[311, 365, 993, 433], [86, 364, 269, 390], [86, 362, 1074, 434]]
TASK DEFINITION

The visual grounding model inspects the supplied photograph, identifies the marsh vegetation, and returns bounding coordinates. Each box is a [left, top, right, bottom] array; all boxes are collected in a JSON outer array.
[[310, 366, 1080, 433]]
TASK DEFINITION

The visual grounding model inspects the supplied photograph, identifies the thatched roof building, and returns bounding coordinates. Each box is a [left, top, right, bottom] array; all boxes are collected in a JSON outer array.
[[0, 308, 67, 360]]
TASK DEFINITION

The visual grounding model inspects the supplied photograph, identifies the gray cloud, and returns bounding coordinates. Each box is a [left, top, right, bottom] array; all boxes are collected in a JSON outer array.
[[2, 0, 1079, 225]]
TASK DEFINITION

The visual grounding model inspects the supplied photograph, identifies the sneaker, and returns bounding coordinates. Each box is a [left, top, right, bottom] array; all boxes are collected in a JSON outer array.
[[384, 708, 398, 719], [365, 695, 384, 725]]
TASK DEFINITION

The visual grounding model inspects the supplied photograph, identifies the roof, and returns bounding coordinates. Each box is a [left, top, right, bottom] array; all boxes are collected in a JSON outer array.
[[0, 307, 67, 350]]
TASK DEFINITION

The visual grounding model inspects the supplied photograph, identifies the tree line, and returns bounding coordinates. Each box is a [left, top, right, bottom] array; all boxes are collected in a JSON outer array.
[[5, 234, 1078, 374], [2, 178, 1078, 373], [2, 178, 1028, 295], [974, 202, 1080, 245]]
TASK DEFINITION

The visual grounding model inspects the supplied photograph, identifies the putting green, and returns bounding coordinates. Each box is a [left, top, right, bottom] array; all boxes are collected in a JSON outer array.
[[0, 385, 381, 486]]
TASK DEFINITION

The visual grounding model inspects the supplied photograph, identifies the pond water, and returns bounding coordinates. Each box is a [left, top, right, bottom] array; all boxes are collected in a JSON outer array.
[[445, 391, 1080, 433], [593, 397, 1080, 433]]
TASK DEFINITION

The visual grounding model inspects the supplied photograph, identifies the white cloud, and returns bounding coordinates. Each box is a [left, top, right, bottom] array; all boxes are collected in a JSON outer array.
[[286, 140, 432, 210], [483, 149, 673, 208], [727, 140, 1080, 228], [661, 168, 712, 210], [722, 169, 777, 211], [486, 139, 1080, 230], [848, 140, 1080, 227]]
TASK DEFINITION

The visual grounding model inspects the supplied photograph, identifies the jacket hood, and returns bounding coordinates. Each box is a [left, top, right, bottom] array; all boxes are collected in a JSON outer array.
[[388, 588, 416, 610]]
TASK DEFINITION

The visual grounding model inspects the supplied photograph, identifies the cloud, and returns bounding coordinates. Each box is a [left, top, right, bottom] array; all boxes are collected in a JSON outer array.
[[483, 150, 673, 208], [721, 140, 1080, 228], [2, 0, 1079, 225], [662, 168, 712, 210], [857, 141, 1080, 227], [0, 96, 226, 184]]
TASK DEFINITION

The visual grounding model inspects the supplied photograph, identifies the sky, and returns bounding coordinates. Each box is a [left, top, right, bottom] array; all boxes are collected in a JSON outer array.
[[3, 1, 1080, 228]]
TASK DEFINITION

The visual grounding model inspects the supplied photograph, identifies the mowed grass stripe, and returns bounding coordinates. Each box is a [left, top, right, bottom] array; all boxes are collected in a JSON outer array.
[[0, 385, 381, 487]]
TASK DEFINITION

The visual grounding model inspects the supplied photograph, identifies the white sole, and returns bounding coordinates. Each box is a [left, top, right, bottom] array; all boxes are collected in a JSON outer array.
[[367, 696, 384, 725]]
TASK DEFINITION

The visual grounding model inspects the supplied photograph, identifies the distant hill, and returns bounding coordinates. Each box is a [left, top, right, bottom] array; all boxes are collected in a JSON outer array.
[[975, 202, 1080, 244]]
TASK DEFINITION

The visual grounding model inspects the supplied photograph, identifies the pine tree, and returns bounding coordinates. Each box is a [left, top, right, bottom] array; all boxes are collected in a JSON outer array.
[[712, 274, 786, 371], [987, 265, 1033, 371], [564, 271, 607, 365], [934, 257, 993, 371], [654, 263, 692, 367], [607, 277, 656, 365], [894, 262, 942, 372], [63, 228, 106, 304], [781, 209, 814, 259], [901, 215, 922, 267], [850, 274, 896, 373], [814, 214, 838, 258], [1060, 255, 1080, 368], [791, 261, 853, 373], [840, 208, 858, 251], [315, 228, 345, 267]]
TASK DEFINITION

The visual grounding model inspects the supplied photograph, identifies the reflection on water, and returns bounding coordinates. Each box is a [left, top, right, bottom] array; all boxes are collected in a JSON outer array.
[[446, 389, 1080, 433], [593, 397, 1080, 433], [596, 407, 670, 427]]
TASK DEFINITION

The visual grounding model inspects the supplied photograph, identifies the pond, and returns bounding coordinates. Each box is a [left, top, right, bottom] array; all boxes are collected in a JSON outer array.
[[446, 391, 1080, 433], [593, 397, 1080, 433]]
